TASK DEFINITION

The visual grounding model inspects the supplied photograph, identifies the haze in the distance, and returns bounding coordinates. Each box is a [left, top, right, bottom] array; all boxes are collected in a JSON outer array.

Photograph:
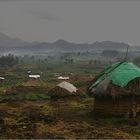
[[0, 0, 140, 45]]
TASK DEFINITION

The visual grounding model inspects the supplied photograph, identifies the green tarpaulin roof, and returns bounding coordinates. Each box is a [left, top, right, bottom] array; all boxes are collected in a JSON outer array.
[[89, 61, 140, 90]]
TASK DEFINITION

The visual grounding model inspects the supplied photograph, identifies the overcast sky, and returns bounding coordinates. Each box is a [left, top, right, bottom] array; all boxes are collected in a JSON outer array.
[[0, 0, 140, 45]]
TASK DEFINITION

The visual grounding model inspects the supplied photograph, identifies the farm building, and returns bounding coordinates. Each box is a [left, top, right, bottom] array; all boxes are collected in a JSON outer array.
[[48, 81, 78, 97], [29, 75, 40, 79], [58, 76, 70, 80], [88, 61, 140, 117], [0, 77, 5, 81]]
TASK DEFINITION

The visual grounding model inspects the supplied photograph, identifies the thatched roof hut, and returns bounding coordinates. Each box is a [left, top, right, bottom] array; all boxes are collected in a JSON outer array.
[[88, 61, 140, 117], [48, 81, 78, 97]]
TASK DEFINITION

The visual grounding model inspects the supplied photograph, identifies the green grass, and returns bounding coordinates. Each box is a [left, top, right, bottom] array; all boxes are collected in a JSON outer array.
[[0, 92, 50, 101]]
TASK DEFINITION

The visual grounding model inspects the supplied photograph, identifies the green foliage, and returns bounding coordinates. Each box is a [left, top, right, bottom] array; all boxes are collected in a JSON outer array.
[[0, 54, 19, 68], [80, 93, 89, 98], [0, 92, 50, 101]]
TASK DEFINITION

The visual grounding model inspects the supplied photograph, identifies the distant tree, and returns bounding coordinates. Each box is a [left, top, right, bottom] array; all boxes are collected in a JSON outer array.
[[0, 54, 19, 68], [102, 50, 119, 58], [89, 60, 93, 65], [64, 58, 74, 64], [94, 60, 97, 65], [134, 57, 140, 64], [77, 52, 81, 56]]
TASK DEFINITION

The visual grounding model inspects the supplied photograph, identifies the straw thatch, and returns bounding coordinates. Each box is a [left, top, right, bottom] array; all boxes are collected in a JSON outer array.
[[48, 81, 78, 98], [89, 77, 140, 99]]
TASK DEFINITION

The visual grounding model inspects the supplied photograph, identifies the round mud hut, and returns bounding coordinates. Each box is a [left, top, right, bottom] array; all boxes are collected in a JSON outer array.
[[48, 81, 78, 98], [88, 61, 140, 117]]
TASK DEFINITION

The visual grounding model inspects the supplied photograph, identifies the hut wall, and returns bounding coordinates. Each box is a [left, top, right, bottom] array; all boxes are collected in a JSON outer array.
[[49, 86, 77, 97], [135, 96, 140, 113], [93, 97, 134, 116]]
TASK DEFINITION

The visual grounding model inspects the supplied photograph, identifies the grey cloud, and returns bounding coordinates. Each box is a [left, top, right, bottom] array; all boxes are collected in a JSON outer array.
[[0, 0, 139, 2], [0, 0, 140, 45], [28, 9, 60, 21]]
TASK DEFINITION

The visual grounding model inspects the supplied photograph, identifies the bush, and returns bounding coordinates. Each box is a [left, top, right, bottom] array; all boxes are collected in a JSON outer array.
[[80, 93, 89, 98]]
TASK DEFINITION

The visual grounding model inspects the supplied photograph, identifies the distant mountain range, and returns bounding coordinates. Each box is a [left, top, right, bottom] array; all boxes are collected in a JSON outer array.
[[0, 32, 139, 55], [0, 32, 29, 47]]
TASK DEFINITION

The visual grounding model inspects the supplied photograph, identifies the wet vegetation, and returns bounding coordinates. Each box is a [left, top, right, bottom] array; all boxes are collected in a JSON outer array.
[[1, 98, 140, 139], [0, 54, 140, 139]]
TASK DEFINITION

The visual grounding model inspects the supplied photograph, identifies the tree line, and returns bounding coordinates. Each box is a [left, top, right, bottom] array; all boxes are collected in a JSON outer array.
[[0, 54, 19, 68]]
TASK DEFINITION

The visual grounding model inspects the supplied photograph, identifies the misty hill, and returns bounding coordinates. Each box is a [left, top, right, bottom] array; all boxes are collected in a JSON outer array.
[[0, 39, 132, 55], [18, 40, 130, 53], [0, 32, 29, 47], [0, 32, 136, 55]]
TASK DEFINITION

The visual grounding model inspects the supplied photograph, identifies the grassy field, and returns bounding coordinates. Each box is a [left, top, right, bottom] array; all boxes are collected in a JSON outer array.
[[0, 98, 140, 139], [1, 63, 140, 139]]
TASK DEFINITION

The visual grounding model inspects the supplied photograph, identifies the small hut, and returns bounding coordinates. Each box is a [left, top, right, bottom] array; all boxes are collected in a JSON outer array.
[[57, 76, 70, 80], [88, 61, 140, 117], [29, 75, 40, 80], [48, 81, 78, 98], [0, 77, 5, 82]]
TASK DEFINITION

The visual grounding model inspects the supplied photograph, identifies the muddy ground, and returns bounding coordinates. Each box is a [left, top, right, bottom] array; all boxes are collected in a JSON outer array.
[[0, 97, 140, 139]]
